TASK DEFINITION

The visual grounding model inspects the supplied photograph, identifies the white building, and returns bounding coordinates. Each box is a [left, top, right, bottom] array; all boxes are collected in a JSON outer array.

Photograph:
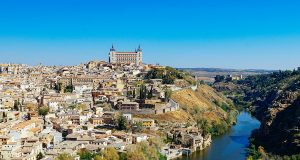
[[122, 113, 132, 121], [0, 142, 21, 159]]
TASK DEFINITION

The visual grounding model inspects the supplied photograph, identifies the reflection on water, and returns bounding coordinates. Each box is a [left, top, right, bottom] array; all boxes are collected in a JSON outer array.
[[230, 135, 249, 146], [178, 111, 260, 160]]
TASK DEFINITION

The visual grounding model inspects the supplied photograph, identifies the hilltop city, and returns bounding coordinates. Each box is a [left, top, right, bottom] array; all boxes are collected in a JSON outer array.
[[0, 46, 219, 160], [1, 44, 298, 160]]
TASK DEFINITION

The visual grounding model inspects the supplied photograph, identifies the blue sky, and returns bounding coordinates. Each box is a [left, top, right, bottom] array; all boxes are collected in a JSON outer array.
[[0, 0, 300, 69]]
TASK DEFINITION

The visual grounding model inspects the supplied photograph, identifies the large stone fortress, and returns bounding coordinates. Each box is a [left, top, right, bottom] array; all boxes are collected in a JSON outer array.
[[109, 45, 142, 65]]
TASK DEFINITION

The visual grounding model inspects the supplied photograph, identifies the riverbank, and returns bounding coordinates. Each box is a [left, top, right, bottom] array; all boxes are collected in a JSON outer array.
[[177, 112, 260, 160]]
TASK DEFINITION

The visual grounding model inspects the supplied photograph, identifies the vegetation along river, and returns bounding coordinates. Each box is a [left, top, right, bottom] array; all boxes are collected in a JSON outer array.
[[179, 111, 260, 160]]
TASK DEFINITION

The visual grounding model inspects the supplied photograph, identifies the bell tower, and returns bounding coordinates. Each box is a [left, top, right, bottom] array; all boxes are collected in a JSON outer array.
[[136, 45, 142, 65], [109, 44, 116, 63]]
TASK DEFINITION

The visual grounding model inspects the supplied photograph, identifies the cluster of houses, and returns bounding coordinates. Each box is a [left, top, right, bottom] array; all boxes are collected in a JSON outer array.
[[0, 60, 209, 160]]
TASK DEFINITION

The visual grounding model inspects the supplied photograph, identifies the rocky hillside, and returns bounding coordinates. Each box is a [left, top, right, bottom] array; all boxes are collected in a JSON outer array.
[[171, 84, 236, 126], [138, 84, 237, 136], [215, 70, 300, 157], [139, 67, 237, 136]]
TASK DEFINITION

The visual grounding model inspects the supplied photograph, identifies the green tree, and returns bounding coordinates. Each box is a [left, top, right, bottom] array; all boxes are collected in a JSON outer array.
[[13, 100, 20, 111], [78, 149, 93, 160], [159, 154, 167, 160], [246, 143, 263, 160], [36, 152, 44, 160], [119, 153, 127, 160], [197, 119, 210, 136], [162, 74, 175, 84], [38, 106, 50, 127], [214, 75, 225, 83], [55, 153, 74, 160], [164, 89, 172, 102], [116, 113, 128, 130], [54, 83, 62, 92], [139, 84, 147, 99], [145, 66, 196, 85], [200, 80, 205, 85], [132, 89, 136, 98], [64, 85, 74, 93], [127, 90, 133, 98], [38, 106, 49, 116], [147, 85, 153, 99], [101, 147, 119, 160], [133, 122, 143, 133]]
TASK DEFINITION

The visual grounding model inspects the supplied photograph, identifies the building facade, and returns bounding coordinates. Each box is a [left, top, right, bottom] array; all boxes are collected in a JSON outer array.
[[109, 45, 142, 65]]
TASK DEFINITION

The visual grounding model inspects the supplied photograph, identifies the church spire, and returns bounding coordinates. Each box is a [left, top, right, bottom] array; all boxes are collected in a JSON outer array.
[[137, 45, 142, 52], [110, 44, 115, 51]]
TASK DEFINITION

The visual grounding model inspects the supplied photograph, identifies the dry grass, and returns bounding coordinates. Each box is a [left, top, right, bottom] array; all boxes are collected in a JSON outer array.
[[135, 110, 191, 123], [171, 84, 229, 124], [135, 84, 232, 125]]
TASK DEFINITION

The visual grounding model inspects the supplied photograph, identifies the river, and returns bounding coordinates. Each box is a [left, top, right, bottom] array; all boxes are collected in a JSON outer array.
[[178, 111, 261, 160]]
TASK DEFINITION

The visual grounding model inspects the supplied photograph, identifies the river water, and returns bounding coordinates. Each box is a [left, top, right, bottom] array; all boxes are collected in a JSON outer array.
[[179, 111, 260, 160]]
